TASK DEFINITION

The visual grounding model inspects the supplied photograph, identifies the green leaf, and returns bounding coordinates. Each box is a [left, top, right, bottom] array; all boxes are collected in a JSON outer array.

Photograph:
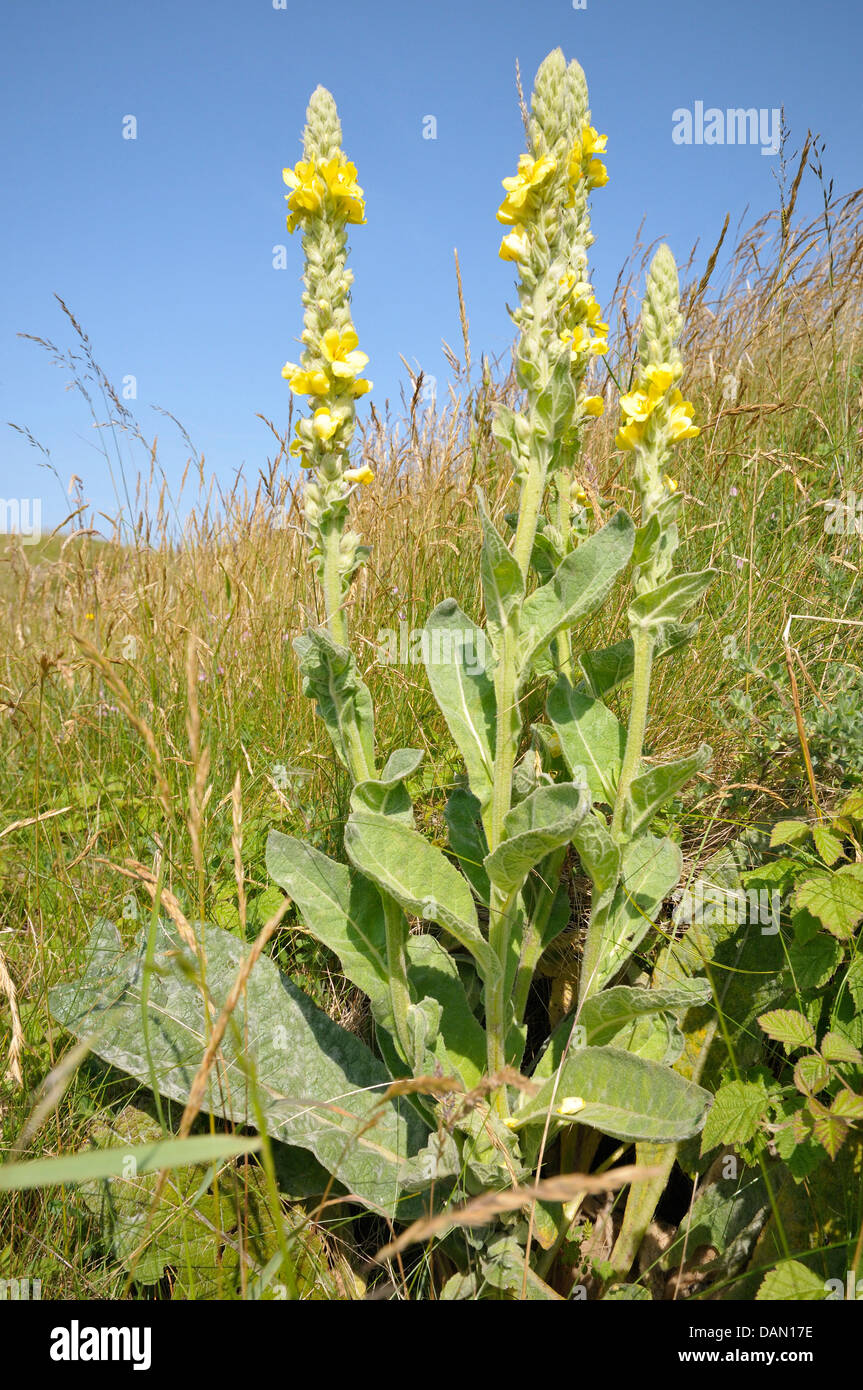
[[794, 868, 863, 940], [756, 1260, 827, 1301], [0, 1133, 262, 1193], [794, 1054, 830, 1095], [700, 1075, 770, 1154], [534, 353, 576, 439], [293, 629, 375, 775], [444, 786, 491, 904], [484, 781, 589, 897], [546, 678, 625, 805], [423, 599, 496, 810], [476, 486, 524, 651], [50, 919, 432, 1217], [830, 1090, 863, 1119], [344, 809, 499, 981], [627, 569, 715, 631], [757, 1009, 816, 1052], [571, 812, 621, 901], [518, 511, 635, 677], [532, 981, 712, 1082], [813, 824, 845, 866], [581, 833, 682, 998], [512, 1045, 712, 1144], [578, 621, 699, 700], [820, 1032, 863, 1066], [787, 935, 842, 992], [769, 819, 812, 848], [623, 745, 712, 838]]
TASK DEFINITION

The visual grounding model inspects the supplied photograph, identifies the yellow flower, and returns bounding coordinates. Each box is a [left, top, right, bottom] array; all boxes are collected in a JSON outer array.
[[283, 159, 324, 232], [619, 387, 654, 422], [582, 395, 604, 417], [344, 464, 374, 486], [588, 336, 608, 356], [557, 1096, 585, 1117], [499, 225, 530, 262], [84, 612, 95, 621], [319, 156, 365, 224], [665, 474, 679, 492], [584, 297, 609, 335], [320, 326, 369, 380], [586, 158, 609, 190], [312, 407, 340, 442], [644, 363, 677, 393], [497, 153, 557, 225], [568, 125, 609, 191], [282, 361, 330, 396], [350, 377, 373, 397], [667, 390, 700, 441], [616, 420, 645, 451]]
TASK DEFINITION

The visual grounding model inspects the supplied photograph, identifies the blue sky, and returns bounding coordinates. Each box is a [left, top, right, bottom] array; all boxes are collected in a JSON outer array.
[[2, 0, 861, 530]]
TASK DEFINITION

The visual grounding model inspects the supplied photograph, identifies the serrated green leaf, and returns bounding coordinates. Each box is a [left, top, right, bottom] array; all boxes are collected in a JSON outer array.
[[794, 869, 863, 939], [820, 1031, 863, 1066], [757, 1009, 816, 1052], [769, 820, 812, 848], [787, 935, 842, 992], [756, 1260, 827, 1301], [830, 1090, 863, 1119], [701, 1075, 770, 1154], [793, 1054, 830, 1095], [812, 824, 845, 866]]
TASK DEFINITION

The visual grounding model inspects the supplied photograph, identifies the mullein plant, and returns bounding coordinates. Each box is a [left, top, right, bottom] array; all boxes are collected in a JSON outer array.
[[52, 53, 719, 1297]]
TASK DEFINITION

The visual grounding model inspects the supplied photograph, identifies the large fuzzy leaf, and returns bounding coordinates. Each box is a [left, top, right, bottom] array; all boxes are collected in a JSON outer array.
[[293, 629, 375, 775], [623, 744, 712, 838], [547, 678, 626, 805], [49, 919, 433, 1218], [423, 599, 497, 810], [265, 831, 486, 1088], [484, 782, 589, 897], [344, 810, 499, 982], [627, 570, 715, 631], [578, 621, 699, 700], [532, 981, 712, 1082], [511, 1045, 712, 1144], [444, 786, 491, 904], [518, 511, 634, 677], [476, 486, 524, 653], [580, 833, 682, 1001]]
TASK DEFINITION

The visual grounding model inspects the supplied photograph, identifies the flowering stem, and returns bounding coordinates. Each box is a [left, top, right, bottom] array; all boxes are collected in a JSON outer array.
[[321, 519, 348, 647], [553, 471, 575, 681], [611, 627, 654, 839]]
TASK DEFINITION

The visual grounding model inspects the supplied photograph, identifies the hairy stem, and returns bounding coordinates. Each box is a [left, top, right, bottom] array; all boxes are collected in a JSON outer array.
[[321, 519, 347, 647], [611, 627, 655, 839]]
